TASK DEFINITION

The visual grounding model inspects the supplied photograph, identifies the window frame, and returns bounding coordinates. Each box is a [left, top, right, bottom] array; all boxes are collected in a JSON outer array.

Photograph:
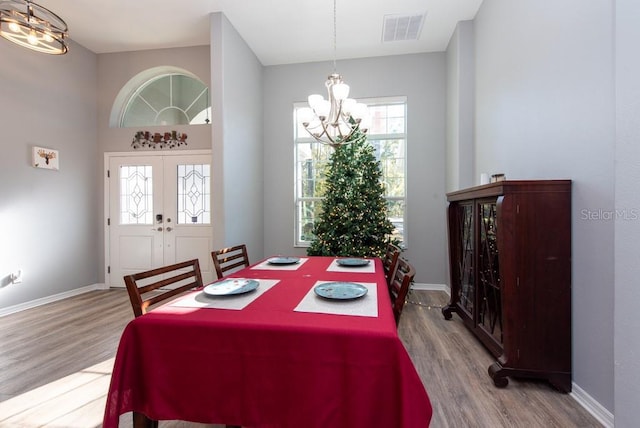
[[293, 96, 408, 248]]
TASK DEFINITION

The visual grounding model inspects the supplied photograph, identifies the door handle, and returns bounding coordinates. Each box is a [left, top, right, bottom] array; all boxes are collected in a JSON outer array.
[[152, 227, 163, 232], [166, 227, 173, 232]]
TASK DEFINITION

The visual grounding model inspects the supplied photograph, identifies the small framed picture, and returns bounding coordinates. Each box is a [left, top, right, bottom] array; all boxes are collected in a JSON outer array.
[[33, 146, 59, 170]]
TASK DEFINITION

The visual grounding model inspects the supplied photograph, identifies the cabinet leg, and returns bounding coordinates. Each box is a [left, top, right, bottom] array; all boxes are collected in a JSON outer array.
[[548, 373, 572, 393], [441, 304, 455, 320], [488, 362, 509, 388], [488, 363, 572, 393]]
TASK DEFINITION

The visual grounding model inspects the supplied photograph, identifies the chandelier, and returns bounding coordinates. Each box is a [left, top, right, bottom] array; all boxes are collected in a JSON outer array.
[[0, 0, 68, 54], [298, 0, 369, 147]]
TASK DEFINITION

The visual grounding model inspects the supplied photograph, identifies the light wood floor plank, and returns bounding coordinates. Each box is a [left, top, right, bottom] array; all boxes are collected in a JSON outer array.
[[0, 289, 603, 427]]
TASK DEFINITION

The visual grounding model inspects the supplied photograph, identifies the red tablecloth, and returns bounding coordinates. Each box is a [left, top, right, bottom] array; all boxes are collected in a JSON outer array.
[[103, 256, 432, 427]]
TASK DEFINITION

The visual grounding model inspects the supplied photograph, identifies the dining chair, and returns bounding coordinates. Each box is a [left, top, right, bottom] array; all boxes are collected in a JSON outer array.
[[123, 259, 204, 318], [211, 244, 250, 279], [389, 257, 416, 326], [382, 242, 401, 287]]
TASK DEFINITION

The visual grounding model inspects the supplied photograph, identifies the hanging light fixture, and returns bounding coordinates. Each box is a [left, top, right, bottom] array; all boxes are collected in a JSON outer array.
[[0, 0, 68, 55], [298, 0, 369, 147]]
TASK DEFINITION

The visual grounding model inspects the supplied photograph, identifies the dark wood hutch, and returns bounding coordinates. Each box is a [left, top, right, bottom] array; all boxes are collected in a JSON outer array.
[[442, 180, 572, 392]]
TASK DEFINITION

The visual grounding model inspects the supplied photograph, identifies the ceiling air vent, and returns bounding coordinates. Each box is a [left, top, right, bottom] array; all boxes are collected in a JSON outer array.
[[382, 13, 426, 42]]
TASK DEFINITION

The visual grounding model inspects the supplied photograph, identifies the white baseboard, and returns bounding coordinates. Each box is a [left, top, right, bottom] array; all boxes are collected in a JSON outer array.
[[411, 282, 450, 295], [0, 283, 106, 317], [571, 382, 614, 427]]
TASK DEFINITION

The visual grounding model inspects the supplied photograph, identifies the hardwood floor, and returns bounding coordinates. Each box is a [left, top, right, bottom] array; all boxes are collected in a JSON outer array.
[[0, 289, 603, 427], [400, 291, 602, 428]]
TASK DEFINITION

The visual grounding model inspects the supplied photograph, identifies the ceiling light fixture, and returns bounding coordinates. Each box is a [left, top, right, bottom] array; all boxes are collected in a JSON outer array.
[[298, 0, 369, 147], [0, 0, 68, 54]]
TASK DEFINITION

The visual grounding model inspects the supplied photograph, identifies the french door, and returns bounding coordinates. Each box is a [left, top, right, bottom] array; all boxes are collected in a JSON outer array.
[[106, 152, 214, 287]]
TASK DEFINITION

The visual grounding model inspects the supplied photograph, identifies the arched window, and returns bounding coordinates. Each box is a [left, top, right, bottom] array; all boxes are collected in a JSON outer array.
[[110, 66, 211, 128]]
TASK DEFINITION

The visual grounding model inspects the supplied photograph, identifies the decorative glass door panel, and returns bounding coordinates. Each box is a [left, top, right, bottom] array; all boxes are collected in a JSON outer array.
[[119, 165, 154, 224], [477, 200, 502, 345], [177, 164, 211, 224], [457, 203, 474, 315]]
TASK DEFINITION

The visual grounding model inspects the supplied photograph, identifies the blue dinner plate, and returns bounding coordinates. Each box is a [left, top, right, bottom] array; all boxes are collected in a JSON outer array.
[[314, 282, 368, 300], [267, 256, 300, 265], [337, 258, 370, 267], [203, 278, 259, 296]]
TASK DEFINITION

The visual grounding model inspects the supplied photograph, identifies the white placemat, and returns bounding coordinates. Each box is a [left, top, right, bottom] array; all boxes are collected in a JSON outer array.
[[326, 258, 376, 273], [294, 281, 378, 317], [170, 279, 280, 310], [251, 257, 309, 271]]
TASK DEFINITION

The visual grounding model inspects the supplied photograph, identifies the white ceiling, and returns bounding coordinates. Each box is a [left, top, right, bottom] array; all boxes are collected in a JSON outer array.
[[39, 0, 483, 66]]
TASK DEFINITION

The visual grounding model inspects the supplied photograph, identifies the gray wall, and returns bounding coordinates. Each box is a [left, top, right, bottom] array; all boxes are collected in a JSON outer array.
[[263, 54, 447, 285], [0, 40, 98, 309], [445, 20, 475, 193], [614, 0, 640, 425], [471, 0, 616, 412], [210, 13, 265, 263]]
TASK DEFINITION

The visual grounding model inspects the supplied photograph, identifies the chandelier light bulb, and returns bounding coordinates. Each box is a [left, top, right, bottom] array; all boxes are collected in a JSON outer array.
[[308, 94, 324, 110], [332, 82, 349, 100], [27, 29, 38, 45], [342, 98, 356, 115], [315, 99, 331, 119], [8, 21, 20, 32], [298, 107, 315, 126]]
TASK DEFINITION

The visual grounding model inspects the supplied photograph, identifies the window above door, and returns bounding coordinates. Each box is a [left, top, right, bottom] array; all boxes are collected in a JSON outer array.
[[110, 66, 211, 128]]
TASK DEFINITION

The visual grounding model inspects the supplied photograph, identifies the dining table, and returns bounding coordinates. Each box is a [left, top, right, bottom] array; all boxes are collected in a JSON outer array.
[[103, 256, 432, 427]]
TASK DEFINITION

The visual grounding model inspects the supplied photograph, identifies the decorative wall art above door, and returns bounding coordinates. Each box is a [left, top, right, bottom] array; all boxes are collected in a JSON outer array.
[[131, 131, 188, 149]]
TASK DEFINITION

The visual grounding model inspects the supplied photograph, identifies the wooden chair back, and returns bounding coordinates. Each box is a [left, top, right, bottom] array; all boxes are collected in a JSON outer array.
[[382, 243, 401, 286], [389, 257, 416, 326], [211, 244, 250, 279], [124, 259, 203, 318]]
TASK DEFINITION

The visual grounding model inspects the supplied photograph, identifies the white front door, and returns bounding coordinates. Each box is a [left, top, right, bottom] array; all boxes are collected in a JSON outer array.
[[107, 152, 214, 287]]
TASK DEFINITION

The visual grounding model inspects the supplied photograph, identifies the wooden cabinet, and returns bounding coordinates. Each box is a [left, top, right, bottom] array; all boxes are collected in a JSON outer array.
[[442, 180, 572, 392]]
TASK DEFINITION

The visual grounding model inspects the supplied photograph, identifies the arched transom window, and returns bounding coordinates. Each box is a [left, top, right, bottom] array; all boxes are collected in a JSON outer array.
[[111, 67, 211, 128]]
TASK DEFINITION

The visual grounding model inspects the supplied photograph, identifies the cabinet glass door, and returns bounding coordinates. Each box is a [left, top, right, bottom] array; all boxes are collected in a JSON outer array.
[[477, 200, 503, 344], [457, 203, 474, 315]]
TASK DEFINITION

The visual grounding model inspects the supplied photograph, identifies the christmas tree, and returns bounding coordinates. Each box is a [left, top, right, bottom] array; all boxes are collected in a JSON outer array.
[[307, 130, 397, 258]]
